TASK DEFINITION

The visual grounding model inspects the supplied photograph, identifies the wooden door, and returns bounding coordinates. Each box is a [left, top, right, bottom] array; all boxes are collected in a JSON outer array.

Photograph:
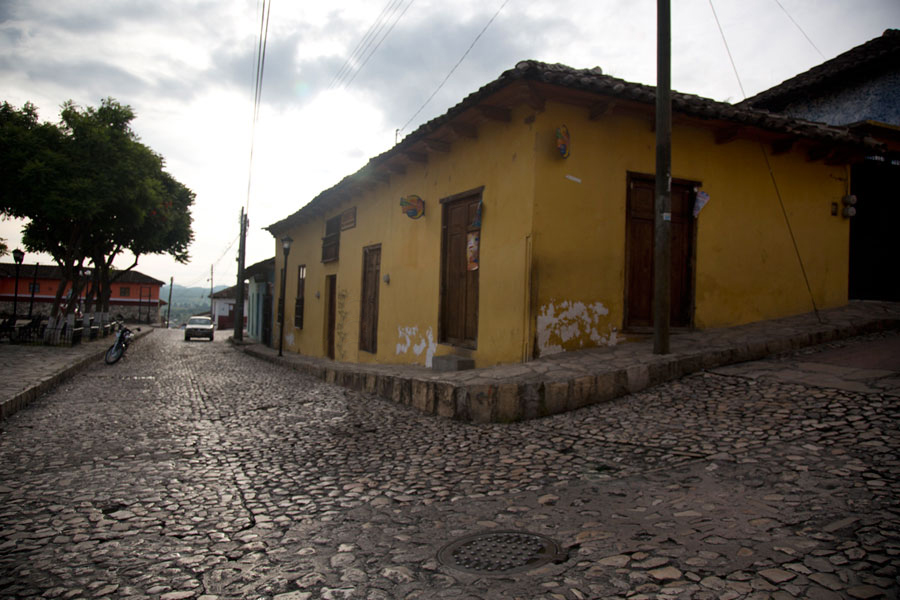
[[262, 290, 273, 346], [326, 275, 336, 359], [625, 174, 695, 329], [440, 192, 481, 347], [359, 245, 381, 353]]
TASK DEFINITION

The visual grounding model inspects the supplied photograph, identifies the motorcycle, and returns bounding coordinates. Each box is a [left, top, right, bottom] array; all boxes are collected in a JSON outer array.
[[104, 316, 139, 364]]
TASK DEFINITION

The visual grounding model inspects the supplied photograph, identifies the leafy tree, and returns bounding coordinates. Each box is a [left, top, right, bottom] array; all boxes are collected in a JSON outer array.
[[0, 99, 194, 318]]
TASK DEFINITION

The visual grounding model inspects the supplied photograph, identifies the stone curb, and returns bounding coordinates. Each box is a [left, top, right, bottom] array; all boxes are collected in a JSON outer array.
[[0, 328, 154, 421], [236, 316, 899, 423]]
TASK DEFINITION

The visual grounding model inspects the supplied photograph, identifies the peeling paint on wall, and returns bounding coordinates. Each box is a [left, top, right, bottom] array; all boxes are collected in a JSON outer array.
[[396, 325, 437, 367], [285, 331, 295, 346], [536, 301, 618, 356]]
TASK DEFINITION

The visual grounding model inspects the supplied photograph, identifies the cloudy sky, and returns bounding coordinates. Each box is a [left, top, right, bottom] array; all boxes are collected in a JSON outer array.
[[2, 0, 898, 289]]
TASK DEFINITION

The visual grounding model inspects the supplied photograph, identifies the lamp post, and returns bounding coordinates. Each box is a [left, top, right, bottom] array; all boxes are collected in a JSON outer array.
[[11, 248, 24, 321], [278, 236, 292, 357], [28, 262, 39, 318]]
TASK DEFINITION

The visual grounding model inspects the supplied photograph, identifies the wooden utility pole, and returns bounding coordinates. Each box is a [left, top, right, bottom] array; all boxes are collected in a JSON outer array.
[[165, 276, 173, 328], [234, 208, 248, 341], [653, 0, 672, 355]]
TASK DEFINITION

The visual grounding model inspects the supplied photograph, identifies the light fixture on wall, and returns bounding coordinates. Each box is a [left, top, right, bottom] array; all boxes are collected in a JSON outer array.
[[383, 273, 390, 284], [278, 236, 292, 357], [841, 194, 857, 218]]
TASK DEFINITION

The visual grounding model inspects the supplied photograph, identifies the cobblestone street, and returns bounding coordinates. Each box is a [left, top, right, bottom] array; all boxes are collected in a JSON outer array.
[[1, 329, 898, 599]]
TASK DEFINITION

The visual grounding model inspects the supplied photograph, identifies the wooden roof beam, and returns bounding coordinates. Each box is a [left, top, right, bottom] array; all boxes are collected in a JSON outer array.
[[770, 137, 795, 155], [450, 122, 478, 140], [403, 150, 427, 164], [476, 105, 511, 122], [714, 125, 742, 145], [423, 138, 450, 153], [807, 145, 835, 162], [386, 161, 406, 175], [589, 99, 616, 120]]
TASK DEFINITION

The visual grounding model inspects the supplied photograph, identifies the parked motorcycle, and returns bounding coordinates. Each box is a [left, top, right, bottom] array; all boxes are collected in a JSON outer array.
[[104, 316, 139, 364]]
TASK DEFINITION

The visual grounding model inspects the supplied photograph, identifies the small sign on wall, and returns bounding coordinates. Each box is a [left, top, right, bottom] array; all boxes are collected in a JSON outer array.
[[467, 232, 479, 271], [341, 207, 357, 230]]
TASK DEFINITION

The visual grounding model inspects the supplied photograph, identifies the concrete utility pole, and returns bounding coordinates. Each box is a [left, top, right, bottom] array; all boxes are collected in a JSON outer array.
[[166, 276, 173, 328], [209, 265, 214, 321], [653, 0, 672, 355], [234, 208, 248, 341]]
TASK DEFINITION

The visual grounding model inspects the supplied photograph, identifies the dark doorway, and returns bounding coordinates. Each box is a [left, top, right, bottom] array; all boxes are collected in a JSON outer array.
[[326, 274, 337, 359], [440, 189, 481, 348], [359, 245, 381, 353], [262, 288, 273, 346], [625, 173, 696, 329], [849, 157, 900, 301]]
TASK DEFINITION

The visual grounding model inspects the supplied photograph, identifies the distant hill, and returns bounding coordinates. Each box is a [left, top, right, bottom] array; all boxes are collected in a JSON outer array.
[[160, 283, 227, 305], [159, 283, 228, 325]]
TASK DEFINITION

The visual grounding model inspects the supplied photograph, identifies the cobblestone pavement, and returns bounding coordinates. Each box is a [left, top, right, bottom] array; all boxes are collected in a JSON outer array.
[[0, 329, 897, 600]]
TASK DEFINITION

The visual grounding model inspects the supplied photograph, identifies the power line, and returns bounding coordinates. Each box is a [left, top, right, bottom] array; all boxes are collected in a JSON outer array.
[[773, 0, 825, 59], [330, 0, 415, 90], [706, 1, 821, 322], [707, 0, 746, 99], [343, 0, 416, 89], [329, 0, 403, 89], [398, 0, 510, 135], [245, 0, 273, 215]]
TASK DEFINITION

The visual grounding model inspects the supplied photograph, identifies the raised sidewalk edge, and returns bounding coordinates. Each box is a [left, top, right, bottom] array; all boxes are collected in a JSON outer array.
[[235, 303, 900, 423], [0, 328, 154, 421]]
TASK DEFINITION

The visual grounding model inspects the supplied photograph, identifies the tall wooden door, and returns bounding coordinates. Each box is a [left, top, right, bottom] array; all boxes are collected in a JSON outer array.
[[326, 275, 336, 359], [440, 191, 481, 348], [625, 174, 696, 329], [359, 245, 381, 353]]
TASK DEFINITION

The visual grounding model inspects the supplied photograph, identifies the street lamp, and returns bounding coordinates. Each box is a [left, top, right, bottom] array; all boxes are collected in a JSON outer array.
[[278, 236, 292, 357], [11, 248, 24, 321]]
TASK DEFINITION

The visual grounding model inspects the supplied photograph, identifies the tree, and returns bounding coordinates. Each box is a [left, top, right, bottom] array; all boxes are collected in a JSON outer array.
[[0, 99, 194, 318]]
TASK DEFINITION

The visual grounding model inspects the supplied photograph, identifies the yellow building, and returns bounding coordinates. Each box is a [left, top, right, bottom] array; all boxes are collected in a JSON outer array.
[[266, 61, 877, 369]]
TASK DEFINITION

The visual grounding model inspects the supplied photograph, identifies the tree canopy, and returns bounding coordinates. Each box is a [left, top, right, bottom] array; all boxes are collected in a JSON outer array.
[[0, 99, 194, 316]]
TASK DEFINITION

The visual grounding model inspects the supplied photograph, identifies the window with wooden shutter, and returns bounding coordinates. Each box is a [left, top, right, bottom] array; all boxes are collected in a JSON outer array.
[[322, 216, 341, 262], [294, 265, 306, 329]]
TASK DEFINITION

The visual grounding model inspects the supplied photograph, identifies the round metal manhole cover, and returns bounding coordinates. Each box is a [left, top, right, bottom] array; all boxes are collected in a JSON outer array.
[[437, 531, 565, 575]]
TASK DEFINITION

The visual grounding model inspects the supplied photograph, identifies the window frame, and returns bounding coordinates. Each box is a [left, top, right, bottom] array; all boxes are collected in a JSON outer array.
[[322, 215, 341, 263], [294, 264, 306, 329]]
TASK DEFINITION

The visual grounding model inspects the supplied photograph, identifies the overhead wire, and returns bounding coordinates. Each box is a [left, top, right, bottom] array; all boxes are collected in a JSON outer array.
[[707, 0, 822, 323], [343, 0, 416, 88], [329, 0, 403, 89], [330, 0, 414, 90], [398, 0, 510, 136], [772, 0, 825, 59], [245, 0, 273, 215], [707, 0, 745, 99]]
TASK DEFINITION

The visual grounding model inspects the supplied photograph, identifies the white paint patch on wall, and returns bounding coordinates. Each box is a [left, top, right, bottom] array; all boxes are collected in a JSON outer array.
[[285, 331, 295, 346], [395, 325, 437, 367], [536, 300, 618, 356]]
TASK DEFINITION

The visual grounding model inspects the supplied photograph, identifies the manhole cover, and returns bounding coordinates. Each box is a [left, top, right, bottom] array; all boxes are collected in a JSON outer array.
[[437, 531, 565, 575]]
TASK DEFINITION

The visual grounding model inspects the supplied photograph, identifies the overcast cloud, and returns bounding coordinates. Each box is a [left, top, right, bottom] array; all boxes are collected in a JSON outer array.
[[1, 0, 898, 288]]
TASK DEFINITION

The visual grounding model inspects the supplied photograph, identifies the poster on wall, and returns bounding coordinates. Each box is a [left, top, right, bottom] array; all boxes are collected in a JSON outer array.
[[467, 232, 480, 271]]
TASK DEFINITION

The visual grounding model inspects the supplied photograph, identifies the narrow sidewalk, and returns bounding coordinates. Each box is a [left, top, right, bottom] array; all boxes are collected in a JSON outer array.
[[0, 328, 154, 420], [237, 300, 900, 423]]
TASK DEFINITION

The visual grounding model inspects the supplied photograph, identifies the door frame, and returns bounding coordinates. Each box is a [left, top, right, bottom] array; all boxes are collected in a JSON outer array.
[[325, 274, 337, 359], [359, 244, 381, 354], [438, 186, 484, 349], [623, 172, 698, 331]]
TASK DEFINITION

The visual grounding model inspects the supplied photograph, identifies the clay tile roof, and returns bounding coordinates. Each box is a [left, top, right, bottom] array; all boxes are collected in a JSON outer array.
[[740, 29, 900, 111], [266, 59, 882, 235], [0, 263, 164, 285]]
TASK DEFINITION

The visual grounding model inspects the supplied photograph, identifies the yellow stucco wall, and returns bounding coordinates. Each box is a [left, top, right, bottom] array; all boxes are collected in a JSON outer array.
[[276, 104, 540, 367], [276, 98, 850, 366], [528, 101, 849, 356]]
